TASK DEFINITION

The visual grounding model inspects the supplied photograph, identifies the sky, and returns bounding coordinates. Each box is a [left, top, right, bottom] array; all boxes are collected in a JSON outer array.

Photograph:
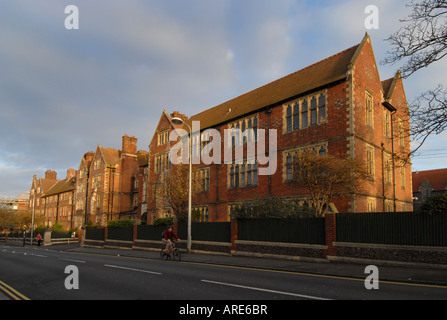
[[1, 0, 447, 198]]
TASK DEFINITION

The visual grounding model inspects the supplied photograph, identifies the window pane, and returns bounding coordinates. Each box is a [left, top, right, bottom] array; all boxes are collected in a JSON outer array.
[[286, 115, 292, 132], [253, 163, 258, 185], [293, 103, 300, 130], [235, 166, 239, 188], [310, 97, 317, 125], [247, 164, 252, 185], [302, 100, 308, 128], [319, 95, 326, 122]]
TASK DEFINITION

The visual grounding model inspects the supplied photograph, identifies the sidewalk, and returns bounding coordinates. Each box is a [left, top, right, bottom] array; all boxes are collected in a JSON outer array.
[[55, 243, 447, 287]]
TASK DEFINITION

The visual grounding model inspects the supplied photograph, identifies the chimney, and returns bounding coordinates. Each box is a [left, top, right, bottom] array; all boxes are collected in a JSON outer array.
[[170, 111, 188, 122], [122, 134, 138, 155], [66, 168, 77, 180], [45, 170, 57, 180]]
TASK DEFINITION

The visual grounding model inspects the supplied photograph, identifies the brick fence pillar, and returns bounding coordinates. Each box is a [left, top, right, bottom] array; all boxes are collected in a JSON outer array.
[[230, 218, 238, 253], [324, 213, 338, 257], [173, 220, 179, 236], [132, 223, 138, 246]]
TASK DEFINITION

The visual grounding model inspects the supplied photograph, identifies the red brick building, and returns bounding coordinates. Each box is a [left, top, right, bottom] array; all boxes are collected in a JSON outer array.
[[73, 135, 143, 228], [29, 135, 145, 230], [146, 34, 413, 222], [41, 169, 77, 230], [29, 170, 59, 218]]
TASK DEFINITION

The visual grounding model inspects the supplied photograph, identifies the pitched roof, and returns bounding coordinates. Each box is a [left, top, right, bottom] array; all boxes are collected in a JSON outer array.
[[413, 168, 447, 192], [99, 147, 121, 165], [186, 37, 365, 130], [382, 70, 402, 100], [43, 177, 76, 198], [39, 178, 59, 194]]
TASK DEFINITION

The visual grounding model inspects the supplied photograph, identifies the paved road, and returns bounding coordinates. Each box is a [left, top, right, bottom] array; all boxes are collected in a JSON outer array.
[[0, 244, 446, 306]]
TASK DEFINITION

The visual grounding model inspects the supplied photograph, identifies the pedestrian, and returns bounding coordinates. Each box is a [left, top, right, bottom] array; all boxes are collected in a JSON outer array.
[[36, 233, 42, 246]]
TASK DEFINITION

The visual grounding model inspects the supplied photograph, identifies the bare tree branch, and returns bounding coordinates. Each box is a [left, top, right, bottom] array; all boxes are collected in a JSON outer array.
[[383, 0, 447, 78], [384, 0, 447, 153]]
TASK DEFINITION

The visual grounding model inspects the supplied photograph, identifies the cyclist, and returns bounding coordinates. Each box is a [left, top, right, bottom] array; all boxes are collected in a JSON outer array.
[[162, 225, 180, 256]]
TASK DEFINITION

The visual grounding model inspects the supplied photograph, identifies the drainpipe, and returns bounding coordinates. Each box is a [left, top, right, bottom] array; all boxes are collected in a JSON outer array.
[[383, 101, 397, 213], [381, 142, 386, 211], [391, 110, 397, 213]]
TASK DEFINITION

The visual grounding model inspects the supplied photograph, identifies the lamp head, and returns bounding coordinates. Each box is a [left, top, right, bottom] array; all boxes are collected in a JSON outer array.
[[171, 117, 184, 125]]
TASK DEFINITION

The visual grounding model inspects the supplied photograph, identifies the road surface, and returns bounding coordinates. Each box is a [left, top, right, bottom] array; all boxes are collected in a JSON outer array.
[[0, 244, 446, 308]]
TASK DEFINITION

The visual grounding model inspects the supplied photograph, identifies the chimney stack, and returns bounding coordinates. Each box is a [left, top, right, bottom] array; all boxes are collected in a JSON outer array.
[[45, 170, 57, 180], [66, 168, 77, 180], [122, 134, 138, 155]]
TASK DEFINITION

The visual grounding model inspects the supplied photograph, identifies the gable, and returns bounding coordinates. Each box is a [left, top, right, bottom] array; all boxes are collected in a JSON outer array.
[[91, 146, 106, 171], [149, 110, 176, 148], [350, 34, 382, 89]]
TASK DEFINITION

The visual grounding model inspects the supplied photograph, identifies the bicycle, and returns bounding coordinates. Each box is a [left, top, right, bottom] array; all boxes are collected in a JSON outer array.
[[160, 240, 181, 261]]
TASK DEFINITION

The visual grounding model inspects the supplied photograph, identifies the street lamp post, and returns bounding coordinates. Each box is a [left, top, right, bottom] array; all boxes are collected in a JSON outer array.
[[170, 117, 192, 253]]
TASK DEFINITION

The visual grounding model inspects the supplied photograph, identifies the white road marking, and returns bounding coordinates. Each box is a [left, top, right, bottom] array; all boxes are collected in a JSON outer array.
[[59, 258, 86, 263], [104, 264, 162, 275], [201, 279, 331, 300], [29, 253, 47, 258]]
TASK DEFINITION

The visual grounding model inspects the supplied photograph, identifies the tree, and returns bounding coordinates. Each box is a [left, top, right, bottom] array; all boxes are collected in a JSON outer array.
[[419, 193, 447, 214], [292, 152, 366, 217], [161, 164, 200, 221], [0, 209, 35, 231], [384, 0, 447, 153]]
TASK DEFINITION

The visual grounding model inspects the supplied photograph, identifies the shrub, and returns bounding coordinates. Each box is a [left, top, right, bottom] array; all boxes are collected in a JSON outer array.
[[230, 197, 314, 219], [419, 193, 447, 215], [107, 219, 134, 228], [154, 216, 174, 226], [51, 222, 64, 231]]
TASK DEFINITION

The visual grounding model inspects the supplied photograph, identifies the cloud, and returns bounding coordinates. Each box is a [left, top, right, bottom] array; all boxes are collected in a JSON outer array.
[[0, 0, 239, 196]]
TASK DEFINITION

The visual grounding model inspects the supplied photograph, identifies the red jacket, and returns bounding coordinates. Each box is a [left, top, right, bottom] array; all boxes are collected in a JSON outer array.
[[162, 229, 179, 241]]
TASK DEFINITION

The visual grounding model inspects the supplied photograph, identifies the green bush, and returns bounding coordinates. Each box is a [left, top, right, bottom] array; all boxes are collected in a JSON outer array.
[[230, 197, 314, 219], [51, 222, 64, 231], [419, 193, 447, 215], [107, 219, 134, 228], [154, 216, 174, 226], [86, 220, 98, 228]]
